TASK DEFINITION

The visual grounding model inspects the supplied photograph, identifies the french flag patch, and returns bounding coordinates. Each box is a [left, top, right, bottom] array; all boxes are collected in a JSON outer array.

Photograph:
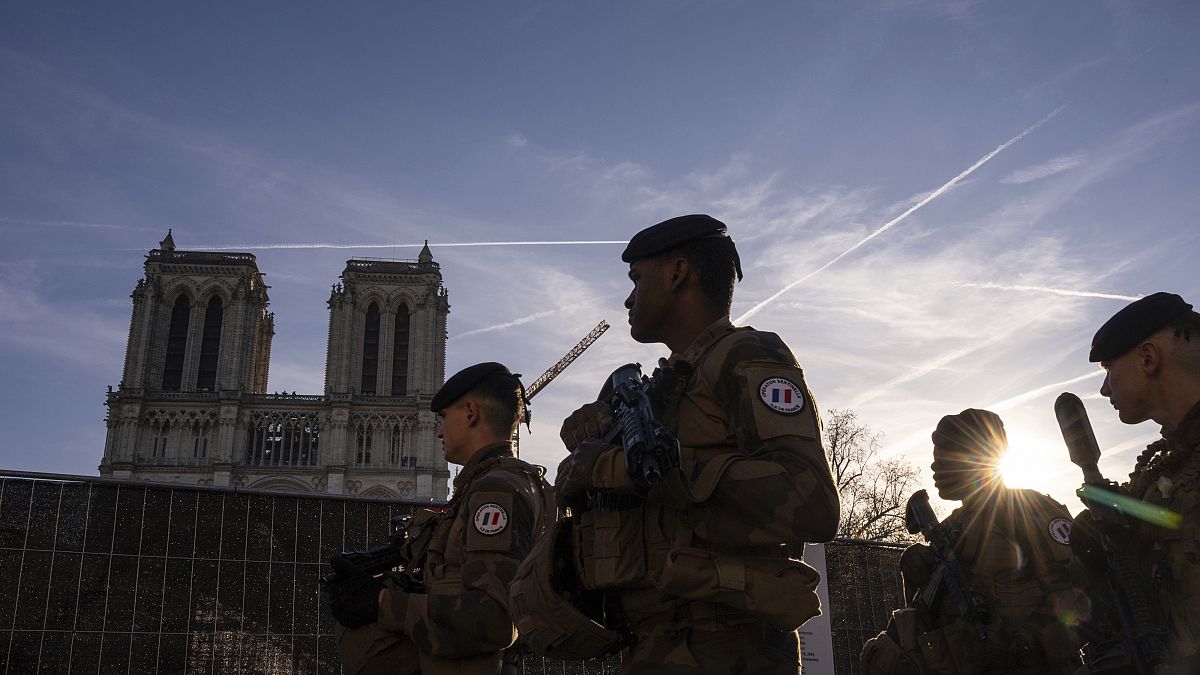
[[474, 503, 509, 535], [759, 377, 805, 415]]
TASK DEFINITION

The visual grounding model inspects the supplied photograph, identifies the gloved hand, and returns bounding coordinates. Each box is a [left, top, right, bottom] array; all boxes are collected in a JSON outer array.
[[898, 543, 934, 596], [324, 555, 384, 628], [555, 439, 629, 506], [560, 401, 614, 451]]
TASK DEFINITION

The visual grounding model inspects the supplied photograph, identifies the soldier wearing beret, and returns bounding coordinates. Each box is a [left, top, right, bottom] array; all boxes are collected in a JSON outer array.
[[552, 214, 840, 673], [860, 409, 1083, 675], [1084, 292, 1200, 671], [327, 363, 554, 675]]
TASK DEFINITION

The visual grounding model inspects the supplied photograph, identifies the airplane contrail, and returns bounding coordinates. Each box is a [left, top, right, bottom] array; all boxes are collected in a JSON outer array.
[[182, 240, 626, 251], [847, 329, 1018, 410], [87, 239, 627, 252], [450, 309, 559, 341], [954, 282, 1141, 302], [984, 370, 1103, 411], [1, 217, 151, 231], [735, 106, 1066, 324]]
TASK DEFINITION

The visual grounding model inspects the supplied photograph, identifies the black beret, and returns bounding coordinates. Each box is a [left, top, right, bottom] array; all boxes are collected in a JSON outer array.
[[431, 362, 518, 413], [1089, 292, 1194, 362], [931, 408, 1008, 457], [622, 214, 743, 280]]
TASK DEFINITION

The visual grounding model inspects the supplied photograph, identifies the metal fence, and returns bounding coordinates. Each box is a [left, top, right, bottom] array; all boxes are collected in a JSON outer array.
[[0, 472, 904, 674]]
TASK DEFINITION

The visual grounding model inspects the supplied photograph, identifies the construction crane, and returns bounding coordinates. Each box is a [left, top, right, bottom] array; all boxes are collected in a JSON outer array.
[[525, 320, 610, 400]]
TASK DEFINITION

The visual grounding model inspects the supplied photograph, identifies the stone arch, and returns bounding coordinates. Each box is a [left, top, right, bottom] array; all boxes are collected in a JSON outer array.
[[246, 476, 313, 493], [388, 293, 418, 315], [196, 280, 234, 307], [356, 288, 388, 313], [161, 280, 199, 305], [360, 485, 398, 498]]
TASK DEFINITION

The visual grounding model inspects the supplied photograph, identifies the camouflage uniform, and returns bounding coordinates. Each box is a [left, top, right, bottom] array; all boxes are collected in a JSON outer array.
[[1122, 400, 1200, 670], [339, 441, 552, 675], [566, 317, 839, 674], [862, 488, 1080, 675]]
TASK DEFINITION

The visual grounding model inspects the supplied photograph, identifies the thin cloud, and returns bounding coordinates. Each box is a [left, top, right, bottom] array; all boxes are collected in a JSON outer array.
[[736, 106, 1066, 323], [0, 216, 156, 231], [87, 240, 628, 252], [847, 329, 1018, 410], [451, 309, 559, 341], [953, 282, 1141, 302], [1000, 152, 1085, 184], [984, 370, 1104, 411]]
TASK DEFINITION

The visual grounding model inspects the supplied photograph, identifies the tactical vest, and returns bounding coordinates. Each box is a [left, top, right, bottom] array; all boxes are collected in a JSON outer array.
[[571, 322, 823, 631]]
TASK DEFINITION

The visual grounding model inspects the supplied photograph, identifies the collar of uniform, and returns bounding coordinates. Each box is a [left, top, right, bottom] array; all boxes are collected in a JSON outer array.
[[453, 441, 515, 492], [670, 316, 736, 369], [1164, 398, 1200, 449]]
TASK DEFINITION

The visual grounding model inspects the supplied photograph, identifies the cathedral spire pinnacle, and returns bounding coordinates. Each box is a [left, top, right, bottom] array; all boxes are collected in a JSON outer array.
[[418, 239, 433, 263], [159, 229, 176, 251]]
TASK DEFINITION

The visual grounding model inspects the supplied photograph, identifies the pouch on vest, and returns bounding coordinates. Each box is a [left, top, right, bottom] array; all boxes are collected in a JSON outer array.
[[916, 620, 979, 675], [656, 546, 821, 630], [860, 631, 924, 675], [572, 507, 646, 589]]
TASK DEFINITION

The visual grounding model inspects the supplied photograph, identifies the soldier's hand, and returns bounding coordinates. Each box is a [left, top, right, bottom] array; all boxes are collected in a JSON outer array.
[[898, 543, 934, 595], [560, 401, 614, 451], [1069, 509, 1106, 575], [555, 439, 628, 506], [325, 555, 383, 628]]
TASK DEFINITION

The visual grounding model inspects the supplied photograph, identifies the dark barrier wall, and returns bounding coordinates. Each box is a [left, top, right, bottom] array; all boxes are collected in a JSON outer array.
[[0, 473, 902, 674]]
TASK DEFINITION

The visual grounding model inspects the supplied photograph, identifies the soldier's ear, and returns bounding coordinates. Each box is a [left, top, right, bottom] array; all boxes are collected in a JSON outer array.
[[463, 399, 481, 427], [1139, 341, 1163, 376], [666, 255, 690, 293]]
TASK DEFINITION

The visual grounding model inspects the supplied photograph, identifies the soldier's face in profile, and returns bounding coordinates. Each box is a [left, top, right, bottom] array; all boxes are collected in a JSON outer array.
[[931, 445, 984, 501], [437, 403, 468, 464], [1099, 349, 1151, 425], [625, 258, 671, 344]]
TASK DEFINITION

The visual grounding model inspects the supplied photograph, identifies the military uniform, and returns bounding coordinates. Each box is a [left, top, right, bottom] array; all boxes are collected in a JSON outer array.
[[562, 317, 839, 674], [338, 441, 552, 675], [1123, 401, 1200, 667], [862, 487, 1079, 675], [1078, 291, 1200, 672]]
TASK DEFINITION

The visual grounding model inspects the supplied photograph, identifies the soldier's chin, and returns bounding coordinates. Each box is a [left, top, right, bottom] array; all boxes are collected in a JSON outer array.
[[934, 482, 967, 501], [628, 323, 656, 344], [1115, 407, 1148, 425]]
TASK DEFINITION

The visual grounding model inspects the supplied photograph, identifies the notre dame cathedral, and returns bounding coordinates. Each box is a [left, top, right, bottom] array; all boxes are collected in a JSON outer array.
[[99, 231, 452, 500]]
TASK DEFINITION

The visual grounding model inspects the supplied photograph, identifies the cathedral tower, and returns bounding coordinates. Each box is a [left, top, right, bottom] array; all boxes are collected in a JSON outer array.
[[101, 234, 450, 500]]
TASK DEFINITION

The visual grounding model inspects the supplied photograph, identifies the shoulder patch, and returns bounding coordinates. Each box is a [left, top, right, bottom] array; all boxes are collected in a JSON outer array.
[[759, 377, 805, 415], [473, 502, 508, 535], [1048, 517, 1072, 545]]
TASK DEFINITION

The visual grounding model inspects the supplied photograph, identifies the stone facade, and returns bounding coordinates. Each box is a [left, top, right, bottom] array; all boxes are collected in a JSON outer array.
[[100, 232, 451, 500]]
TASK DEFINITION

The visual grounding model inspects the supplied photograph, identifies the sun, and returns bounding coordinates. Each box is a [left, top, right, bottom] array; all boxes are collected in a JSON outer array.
[[998, 427, 1056, 490]]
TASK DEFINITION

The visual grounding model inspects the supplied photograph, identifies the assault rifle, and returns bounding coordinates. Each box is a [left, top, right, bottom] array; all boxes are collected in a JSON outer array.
[[905, 489, 990, 641], [1054, 392, 1170, 675], [605, 362, 681, 492], [320, 512, 436, 592]]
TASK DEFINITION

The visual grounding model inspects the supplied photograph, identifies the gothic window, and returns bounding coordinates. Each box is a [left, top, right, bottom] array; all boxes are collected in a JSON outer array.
[[152, 435, 169, 459], [396, 422, 415, 466], [392, 305, 410, 395], [196, 296, 223, 391], [245, 412, 321, 466], [355, 427, 373, 465], [361, 302, 380, 395], [162, 295, 190, 391], [193, 436, 208, 459]]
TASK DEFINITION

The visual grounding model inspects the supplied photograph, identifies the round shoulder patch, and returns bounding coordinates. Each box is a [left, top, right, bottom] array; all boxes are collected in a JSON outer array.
[[473, 503, 508, 535], [1048, 517, 1072, 545], [759, 377, 805, 415]]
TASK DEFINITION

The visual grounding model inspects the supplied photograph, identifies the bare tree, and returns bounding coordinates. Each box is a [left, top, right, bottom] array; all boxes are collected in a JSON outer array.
[[824, 409, 922, 542]]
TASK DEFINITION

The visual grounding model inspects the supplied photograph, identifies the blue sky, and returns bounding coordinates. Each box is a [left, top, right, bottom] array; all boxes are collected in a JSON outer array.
[[2, 1, 1198, 513]]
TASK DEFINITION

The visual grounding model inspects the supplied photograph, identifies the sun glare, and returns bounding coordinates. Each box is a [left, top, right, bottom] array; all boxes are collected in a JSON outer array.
[[998, 428, 1061, 490]]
